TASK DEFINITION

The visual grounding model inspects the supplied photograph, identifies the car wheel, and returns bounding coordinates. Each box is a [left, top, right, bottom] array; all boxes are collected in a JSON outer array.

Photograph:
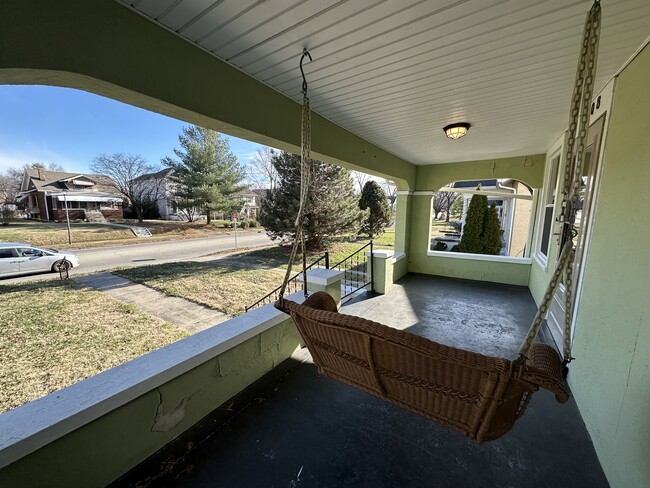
[[52, 260, 71, 272]]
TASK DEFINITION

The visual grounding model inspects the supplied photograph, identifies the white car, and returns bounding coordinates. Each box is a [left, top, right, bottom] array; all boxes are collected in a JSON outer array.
[[0, 243, 80, 279]]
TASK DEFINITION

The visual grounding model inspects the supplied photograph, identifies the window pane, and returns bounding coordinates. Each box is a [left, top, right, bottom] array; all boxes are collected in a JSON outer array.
[[540, 205, 554, 257]]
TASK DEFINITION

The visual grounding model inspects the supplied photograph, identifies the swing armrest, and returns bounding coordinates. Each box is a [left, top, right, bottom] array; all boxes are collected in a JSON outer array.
[[524, 343, 570, 404]]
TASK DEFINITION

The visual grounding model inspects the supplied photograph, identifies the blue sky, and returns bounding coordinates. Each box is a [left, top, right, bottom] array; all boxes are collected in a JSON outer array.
[[0, 85, 267, 174]]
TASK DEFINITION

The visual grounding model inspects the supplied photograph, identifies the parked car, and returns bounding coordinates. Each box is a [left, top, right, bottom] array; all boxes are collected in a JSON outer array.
[[0, 243, 80, 278]]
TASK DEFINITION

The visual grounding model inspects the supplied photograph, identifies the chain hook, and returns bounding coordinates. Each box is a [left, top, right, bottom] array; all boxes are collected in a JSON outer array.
[[300, 48, 312, 95]]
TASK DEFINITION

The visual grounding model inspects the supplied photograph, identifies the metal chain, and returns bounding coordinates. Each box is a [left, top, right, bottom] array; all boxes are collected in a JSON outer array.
[[519, 1, 600, 360], [279, 51, 313, 299]]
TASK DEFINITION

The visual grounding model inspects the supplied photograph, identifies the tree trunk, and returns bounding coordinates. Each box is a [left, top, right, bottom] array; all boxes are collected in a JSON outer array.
[[206, 210, 211, 224], [135, 206, 144, 224]]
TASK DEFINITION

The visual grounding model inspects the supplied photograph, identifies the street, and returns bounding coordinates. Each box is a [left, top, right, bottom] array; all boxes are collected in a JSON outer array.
[[2, 231, 274, 284]]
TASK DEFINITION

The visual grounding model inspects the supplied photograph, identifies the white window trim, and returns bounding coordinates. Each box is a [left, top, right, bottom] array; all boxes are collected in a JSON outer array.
[[427, 250, 532, 265], [534, 136, 566, 270]]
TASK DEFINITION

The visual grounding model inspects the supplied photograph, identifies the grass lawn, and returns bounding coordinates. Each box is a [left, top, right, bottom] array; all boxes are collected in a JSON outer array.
[[116, 262, 287, 316], [0, 219, 263, 249], [229, 229, 396, 269], [115, 230, 396, 314], [430, 220, 457, 237], [0, 280, 187, 413], [0, 220, 133, 247]]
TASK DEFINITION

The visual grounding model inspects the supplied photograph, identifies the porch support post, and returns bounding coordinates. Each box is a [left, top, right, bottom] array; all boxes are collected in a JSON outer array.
[[305, 269, 345, 309], [394, 191, 412, 280], [366, 250, 395, 295]]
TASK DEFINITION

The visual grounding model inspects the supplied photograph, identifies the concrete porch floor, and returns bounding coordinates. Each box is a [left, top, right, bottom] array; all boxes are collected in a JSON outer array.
[[113, 274, 608, 487]]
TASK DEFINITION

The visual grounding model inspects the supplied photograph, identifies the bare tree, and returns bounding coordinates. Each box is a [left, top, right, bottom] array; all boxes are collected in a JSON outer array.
[[90, 153, 162, 223], [352, 171, 370, 193], [0, 173, 19, 204], [432, 191, 460, 221], [382, 179, 397, 213], [247, 147, 278, 190]]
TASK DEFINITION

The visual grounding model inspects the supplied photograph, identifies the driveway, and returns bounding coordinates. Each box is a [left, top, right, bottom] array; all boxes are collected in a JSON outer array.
[[1, 231, 274, 284]]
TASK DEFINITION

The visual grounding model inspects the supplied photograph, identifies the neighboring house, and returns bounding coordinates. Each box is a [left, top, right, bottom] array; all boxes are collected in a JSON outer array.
[[134, 168, 176, 219], [236, 188, 260, 219], [137, 169, 262, 221], [17, 169, 123, 221], [450, 179, 531, 257]]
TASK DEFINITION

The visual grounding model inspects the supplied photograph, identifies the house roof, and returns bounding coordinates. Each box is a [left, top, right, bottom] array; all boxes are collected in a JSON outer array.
[[236, 189, 258, 198], [22, 169, 121, 195], [135, 168, 175, 181]]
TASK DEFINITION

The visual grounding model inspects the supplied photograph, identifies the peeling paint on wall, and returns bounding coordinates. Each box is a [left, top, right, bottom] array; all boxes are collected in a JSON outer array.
[[151, 389, 190, 432]]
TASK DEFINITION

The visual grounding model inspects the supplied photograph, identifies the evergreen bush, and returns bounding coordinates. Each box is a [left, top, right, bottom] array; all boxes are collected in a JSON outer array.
[[458, 194, 487, 253], [359, 180, 391, 238], [260, 151, 362, 250], [482, 203, 503, 255]]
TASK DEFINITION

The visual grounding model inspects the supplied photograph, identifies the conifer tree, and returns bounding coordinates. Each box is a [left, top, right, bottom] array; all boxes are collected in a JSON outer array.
[[162, 126, 245, 223], [482, 203, 503, 255], [458, 194, 487, 253], [359, 180, 391, 238], [259, 151, 361, 250]]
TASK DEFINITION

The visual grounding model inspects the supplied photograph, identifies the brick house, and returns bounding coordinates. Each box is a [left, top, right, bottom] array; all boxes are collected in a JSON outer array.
[[18, 168, 124, 221]]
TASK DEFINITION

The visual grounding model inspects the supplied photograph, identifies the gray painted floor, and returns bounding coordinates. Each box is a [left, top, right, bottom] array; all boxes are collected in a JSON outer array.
[[115, 274, 608, 488]]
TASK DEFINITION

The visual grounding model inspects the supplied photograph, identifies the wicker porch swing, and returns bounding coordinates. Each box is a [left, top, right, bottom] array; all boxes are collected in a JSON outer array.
[[276, 1, 601, 443]]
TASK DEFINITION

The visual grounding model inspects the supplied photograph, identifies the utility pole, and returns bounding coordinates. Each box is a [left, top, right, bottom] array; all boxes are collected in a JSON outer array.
[[62, 190, 72, 245]]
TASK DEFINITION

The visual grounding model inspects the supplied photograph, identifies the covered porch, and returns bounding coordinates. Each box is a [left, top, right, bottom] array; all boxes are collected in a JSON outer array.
[[1, 1, 649, 487], [111, 274, 607, 487]]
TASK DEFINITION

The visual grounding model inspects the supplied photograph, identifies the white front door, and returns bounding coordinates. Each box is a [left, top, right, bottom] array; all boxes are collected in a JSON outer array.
[[547, 115, 606, 344]]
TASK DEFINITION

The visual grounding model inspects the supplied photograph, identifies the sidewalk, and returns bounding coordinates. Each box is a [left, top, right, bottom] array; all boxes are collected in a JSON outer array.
[[74, 272, 229, 334]]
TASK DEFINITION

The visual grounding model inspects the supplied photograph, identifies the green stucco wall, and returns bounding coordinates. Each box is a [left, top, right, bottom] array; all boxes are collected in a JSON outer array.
[[568, 45, 650, 488], [0, 319, 303, 488], [0, 0, 415, 189], [401, 155, 544, 285]]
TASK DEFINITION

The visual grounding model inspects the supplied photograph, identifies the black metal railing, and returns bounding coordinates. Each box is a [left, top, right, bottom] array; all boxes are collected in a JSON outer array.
[[245, 241, 374, 311], [329, 241, 373, 300], [245, 253, 329, 312]]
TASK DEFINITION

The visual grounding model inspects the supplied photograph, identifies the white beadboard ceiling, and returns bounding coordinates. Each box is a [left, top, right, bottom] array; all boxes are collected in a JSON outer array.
[[117, 0, 650, 165]]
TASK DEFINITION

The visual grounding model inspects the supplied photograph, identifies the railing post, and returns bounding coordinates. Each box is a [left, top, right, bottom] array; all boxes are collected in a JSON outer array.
[[305, 269, 345, 308], [325, 251, 329, 269], [370, 241, 374, 292], [365, 248, 394, 295]]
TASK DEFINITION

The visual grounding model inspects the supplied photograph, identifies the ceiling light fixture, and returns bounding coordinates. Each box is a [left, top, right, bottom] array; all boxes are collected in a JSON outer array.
[[443, 122, 471, 140]]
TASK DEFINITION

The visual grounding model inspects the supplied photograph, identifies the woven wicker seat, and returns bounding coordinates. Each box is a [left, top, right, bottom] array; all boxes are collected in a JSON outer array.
[[277, 292, 570, 443]]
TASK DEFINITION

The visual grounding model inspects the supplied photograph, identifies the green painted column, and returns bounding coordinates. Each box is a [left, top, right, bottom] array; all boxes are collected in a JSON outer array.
[[305, 269, 345, 308], [394, 192, 412, 279]]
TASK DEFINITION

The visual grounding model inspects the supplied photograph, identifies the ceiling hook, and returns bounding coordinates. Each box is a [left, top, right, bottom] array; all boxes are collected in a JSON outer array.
[[300, 48, 312, 95]]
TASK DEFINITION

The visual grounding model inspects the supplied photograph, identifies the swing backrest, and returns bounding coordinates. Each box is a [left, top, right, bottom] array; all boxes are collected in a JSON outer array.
[[277, 292, 569, 443]]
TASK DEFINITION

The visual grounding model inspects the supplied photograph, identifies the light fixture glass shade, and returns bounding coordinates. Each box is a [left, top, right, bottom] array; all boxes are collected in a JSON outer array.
[[443, 123, 471, 139]]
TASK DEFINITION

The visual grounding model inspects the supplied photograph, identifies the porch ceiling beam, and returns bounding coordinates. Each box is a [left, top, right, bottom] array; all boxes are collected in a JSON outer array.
[[415, 154, 546, 191], [437, 188, 533, 200], [0, 0, 416, 189]]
